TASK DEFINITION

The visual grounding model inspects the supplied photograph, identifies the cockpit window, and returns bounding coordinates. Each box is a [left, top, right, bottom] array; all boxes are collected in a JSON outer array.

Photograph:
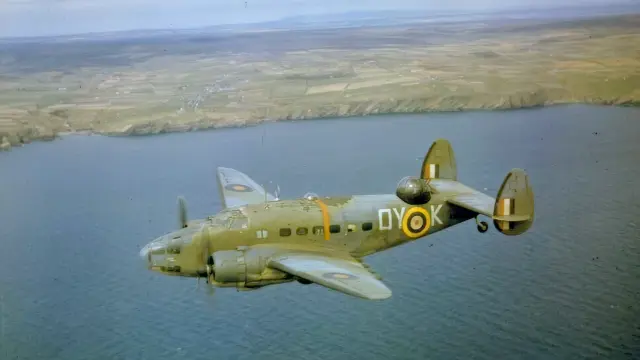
[[166, 245, 181, 254], [210, 211, 233, 227], [229, 217, 249, 230], [209, 209, 249, 230], [228, 209, 249, 230]]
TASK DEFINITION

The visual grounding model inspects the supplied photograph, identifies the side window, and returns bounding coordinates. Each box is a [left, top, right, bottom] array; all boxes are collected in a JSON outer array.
[[279, 228, 291, 237], [329, 225, 340, 234], [312, 226, 324, 235], [347, 224, 356, 232], [256, 230, 268, 239], [296, 227, 308, 236], [166, 244, 181, 254], [362, 222, 373, 231]]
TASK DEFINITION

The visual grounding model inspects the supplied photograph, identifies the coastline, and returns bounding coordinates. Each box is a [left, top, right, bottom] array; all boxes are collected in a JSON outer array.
[[1, 99, 637, 152], [2, 13, 639, 152]]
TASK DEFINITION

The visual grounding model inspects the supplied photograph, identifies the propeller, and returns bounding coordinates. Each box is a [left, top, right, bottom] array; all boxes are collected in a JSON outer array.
[[274, 184, 281, 201], [206, 255, 214, 284], [197, 262, 215, 288], [263, 182, 281, 202], [195, 227, 215, 285], [177, 196, 188, 228]]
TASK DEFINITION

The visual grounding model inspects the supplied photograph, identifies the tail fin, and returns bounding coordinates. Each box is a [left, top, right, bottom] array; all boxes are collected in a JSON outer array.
[[493, 168, 535, 236], [421, 139, 457, 181]]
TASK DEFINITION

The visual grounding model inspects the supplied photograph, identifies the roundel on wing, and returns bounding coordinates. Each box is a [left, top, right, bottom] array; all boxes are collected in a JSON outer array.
[[402, 207, 431, 238], [224, 183, 253, 192], [322, 272, 357, 280]]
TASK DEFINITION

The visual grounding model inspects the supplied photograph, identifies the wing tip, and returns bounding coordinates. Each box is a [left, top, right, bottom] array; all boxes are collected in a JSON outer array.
[[367, 290, 392, 300], [353, 283, 392, 300], [340, 286, 392, 301]]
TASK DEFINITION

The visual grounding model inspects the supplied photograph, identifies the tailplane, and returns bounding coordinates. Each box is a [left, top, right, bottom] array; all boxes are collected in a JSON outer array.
[[492, 169, 534, 235], [421, 139, 457, 181]]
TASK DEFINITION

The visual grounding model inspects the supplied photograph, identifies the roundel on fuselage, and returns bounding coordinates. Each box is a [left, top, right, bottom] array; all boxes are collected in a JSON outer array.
[[402, 207, 431, 238]]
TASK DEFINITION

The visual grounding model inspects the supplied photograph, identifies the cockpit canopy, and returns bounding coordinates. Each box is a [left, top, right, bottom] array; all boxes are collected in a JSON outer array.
[[208, 208, 249, 230], [303, 192, 319, 200]]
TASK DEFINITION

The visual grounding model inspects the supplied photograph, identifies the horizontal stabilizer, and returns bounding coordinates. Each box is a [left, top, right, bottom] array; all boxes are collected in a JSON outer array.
[[492, 214, 531, 222], [446, 191, 495, 217]]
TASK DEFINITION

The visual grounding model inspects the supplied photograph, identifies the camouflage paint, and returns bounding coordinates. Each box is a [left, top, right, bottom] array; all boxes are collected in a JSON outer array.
[[139, 139, 534, 300]]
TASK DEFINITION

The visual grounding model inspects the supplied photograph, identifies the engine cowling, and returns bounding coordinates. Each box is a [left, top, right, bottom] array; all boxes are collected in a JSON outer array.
[[395, 176, 433, 205], [209, 249, 289, 287], [211, 250, 249, 283]]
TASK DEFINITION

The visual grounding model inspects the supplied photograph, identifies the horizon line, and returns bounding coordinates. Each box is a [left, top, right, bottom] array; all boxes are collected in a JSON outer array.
[[1, 2, 638, 41]]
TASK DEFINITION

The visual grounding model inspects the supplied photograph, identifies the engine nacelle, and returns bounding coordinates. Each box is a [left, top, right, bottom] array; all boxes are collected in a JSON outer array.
[[211, 250, 249, 283], [396, 176, 433, 205], [210, 249, 289, 287]]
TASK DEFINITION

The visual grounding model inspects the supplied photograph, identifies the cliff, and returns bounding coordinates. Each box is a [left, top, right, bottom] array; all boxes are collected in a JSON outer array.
[[111, 94, 637, 138]]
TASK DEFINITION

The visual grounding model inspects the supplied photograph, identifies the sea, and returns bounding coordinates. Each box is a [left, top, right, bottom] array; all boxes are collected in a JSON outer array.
[[0, 104, 639, 360]]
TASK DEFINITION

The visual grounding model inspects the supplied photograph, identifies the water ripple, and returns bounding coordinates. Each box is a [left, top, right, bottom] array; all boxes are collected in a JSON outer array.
[[1, 105, 640, 359]]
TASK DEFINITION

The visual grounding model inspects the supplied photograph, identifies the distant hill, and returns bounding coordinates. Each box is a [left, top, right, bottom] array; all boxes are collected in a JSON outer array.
[[1, 2, 638, 44]]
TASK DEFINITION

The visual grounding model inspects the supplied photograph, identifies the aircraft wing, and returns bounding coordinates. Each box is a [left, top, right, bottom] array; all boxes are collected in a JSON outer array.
[[216, 167, 276, 208], [268, 253, 392, 300]]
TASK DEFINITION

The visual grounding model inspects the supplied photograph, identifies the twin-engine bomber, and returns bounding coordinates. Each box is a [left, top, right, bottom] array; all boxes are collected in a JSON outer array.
[[139, 139, 535, 300]]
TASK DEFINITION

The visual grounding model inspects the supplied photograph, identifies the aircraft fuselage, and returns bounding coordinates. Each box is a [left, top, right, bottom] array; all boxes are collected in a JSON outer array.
[[140, 192, 477, 282], [139, 139, 534, 299]]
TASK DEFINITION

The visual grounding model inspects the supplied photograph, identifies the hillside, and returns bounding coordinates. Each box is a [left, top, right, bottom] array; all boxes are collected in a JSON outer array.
[[1, 13, 639, 151]]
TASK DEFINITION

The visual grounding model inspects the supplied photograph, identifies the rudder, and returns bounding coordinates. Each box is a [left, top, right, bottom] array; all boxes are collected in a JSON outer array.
[[421, 139, 457, 181], [493, 168, 534, 236]]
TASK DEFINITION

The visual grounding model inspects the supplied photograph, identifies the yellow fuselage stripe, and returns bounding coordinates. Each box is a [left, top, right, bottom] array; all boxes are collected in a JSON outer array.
[[314, 199, 331, 240]]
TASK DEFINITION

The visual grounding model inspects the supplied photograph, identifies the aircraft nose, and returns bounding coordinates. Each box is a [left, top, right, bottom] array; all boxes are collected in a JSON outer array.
[[139, 244, 151, 269]]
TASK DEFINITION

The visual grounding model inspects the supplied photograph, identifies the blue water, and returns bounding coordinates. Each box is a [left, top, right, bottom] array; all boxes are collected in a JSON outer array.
[[1, 104, 639, 360]]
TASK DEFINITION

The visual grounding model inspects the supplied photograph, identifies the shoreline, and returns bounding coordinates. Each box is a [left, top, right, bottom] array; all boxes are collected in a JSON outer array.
[[1, 100, 636, 152], [2, 13, 638, 152]]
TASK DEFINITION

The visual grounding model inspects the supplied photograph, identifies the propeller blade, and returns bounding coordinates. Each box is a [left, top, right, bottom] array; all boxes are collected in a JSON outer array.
[[177, 196, 188, 228], [206, 255, 214, 284]]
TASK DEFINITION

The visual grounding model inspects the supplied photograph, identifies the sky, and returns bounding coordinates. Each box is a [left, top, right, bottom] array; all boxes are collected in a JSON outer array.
[[0, 0, 635, 38]]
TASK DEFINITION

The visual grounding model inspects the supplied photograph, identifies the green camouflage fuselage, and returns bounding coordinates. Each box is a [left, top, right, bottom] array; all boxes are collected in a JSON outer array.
[[144, 191, 476, 284], [141, 138, 534, 297]]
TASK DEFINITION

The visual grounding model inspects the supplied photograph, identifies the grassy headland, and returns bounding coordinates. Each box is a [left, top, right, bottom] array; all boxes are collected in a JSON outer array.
[[0, 13, 639, 150]]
